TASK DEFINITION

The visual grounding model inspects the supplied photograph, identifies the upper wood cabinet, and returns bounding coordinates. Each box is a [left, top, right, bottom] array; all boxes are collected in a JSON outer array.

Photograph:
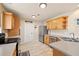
[[0, 4, 5, 28], [46, 16, 68, 30], [2, 12, 20, 37], [3, 12, 14, 29], [8, 15, 20, 37]]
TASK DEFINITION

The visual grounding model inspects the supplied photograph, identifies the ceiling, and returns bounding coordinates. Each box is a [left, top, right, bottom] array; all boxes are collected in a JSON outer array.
[[3, 3, 79, 22]]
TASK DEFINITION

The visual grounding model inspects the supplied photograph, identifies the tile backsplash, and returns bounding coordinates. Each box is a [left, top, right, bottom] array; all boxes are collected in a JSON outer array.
[[48, 30, 79, 39]]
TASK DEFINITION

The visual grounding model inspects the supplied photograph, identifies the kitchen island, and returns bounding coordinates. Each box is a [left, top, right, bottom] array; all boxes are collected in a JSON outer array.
[[49, 41, 79, 56]]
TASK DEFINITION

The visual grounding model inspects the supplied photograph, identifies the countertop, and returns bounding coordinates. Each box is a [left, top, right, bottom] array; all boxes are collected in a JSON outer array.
[[6, 36, 20, 38], [0, 37, 19, 56], [49, 41, 79, 56], [49, 35, 64, 41], [0, 43, 16, 56]]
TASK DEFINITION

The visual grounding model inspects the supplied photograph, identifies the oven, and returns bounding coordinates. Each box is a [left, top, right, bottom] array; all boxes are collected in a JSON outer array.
[[0, 33, 5, 44]]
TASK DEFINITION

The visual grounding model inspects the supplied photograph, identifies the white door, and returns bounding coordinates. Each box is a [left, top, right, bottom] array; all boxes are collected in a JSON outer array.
[[24, 22, 35, 42]]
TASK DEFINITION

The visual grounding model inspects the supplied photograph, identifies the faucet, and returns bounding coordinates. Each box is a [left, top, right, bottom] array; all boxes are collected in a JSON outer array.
[[70, 33, 75, 41], [69, 33, 79, 42], [70, 33, 75, 39]]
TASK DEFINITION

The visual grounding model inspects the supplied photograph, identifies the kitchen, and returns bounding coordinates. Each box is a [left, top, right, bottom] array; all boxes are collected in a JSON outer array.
[[43, 9, 79, 56], [0, 3, 79, 56]]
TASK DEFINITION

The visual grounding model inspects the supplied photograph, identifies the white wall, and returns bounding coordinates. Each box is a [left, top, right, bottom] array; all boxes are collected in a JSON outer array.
[[24, 22, 36, 42], [48, 10, 79, 39], [68, 9, 79, 38], [20, 19, 39, 43]]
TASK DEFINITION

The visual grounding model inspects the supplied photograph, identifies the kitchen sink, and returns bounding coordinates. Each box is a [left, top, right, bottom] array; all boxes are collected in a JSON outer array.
[[61, 37, 79, 42]]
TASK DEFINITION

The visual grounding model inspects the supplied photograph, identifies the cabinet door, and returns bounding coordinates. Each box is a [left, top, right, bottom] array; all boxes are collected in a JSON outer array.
[[47, 21, 56, 30], [8, 15, 20, 36], [3, 12, 14, 29], [47, 22, 51, 30], [53, 48, 65, 56], [51, 24, 55, 30], [56, 17, 67, 30], [44, 35, 49, 45]]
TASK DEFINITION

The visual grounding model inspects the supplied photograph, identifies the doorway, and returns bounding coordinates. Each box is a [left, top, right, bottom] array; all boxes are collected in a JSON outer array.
[[24, 22, 35, 42]]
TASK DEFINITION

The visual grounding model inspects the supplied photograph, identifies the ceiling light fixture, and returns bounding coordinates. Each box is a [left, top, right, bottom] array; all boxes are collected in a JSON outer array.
[[32, 15, 36, 18], [39, 3, 47, 8]]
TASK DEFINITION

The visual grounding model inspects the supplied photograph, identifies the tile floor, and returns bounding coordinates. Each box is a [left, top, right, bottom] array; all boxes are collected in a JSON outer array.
[[18, 40, 53, 56]]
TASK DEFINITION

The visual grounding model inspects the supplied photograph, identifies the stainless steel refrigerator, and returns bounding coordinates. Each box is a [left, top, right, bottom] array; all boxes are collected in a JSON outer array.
[[39, 26, 48, 43]]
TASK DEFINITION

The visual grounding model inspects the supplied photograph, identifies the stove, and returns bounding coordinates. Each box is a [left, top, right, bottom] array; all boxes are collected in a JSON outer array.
[[0, 33, 5, 44]]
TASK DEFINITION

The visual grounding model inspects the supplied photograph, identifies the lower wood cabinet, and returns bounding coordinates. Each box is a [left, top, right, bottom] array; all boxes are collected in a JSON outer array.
[[53, 48, 65, 56], [44, 35, 61, 45], [12, 48, 16, 56], [44, 34, 49, 45]]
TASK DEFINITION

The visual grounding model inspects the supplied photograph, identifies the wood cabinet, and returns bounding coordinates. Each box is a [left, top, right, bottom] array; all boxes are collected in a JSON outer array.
[[8, 15, 20, 37], [44, 35, 60, 45], [3, 12, 14, 29], [47, 22, 51, 29], [12, 48, 16, 56], [44, 34, 50, 45], [46, 16, 68, 30], [53, 48, 64, 56], [0, 4, 5, 30], [2, 12, 20, 37]]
